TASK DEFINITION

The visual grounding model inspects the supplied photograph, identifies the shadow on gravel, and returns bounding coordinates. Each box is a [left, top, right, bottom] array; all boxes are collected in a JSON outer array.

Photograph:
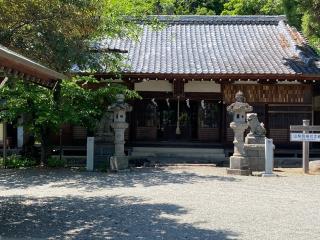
[[0, 167, 239, 190], [0, 195, 238, 240]]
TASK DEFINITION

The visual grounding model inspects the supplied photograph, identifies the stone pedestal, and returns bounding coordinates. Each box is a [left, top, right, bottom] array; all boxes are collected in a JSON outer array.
[[244, 113, 270, 172], [244, 144, 265, 171], [110, 122, 129, 170], [110, 156, 129, 170], [227, 156, 251, 175], [109, 94, 132, 171]]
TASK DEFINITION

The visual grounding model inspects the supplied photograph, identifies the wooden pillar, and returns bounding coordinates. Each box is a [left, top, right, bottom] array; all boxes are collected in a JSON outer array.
[[265, 103, 269, 138], [221, 102, 226, 144], [2, 121, 7, 168]]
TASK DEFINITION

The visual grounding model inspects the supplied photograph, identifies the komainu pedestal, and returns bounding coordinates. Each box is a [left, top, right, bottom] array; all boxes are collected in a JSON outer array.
[[244, 113, 266, 171], [227, 91, 253, 176]]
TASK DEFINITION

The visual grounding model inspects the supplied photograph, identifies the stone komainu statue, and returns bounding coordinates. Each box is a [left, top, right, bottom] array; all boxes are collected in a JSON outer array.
[[247, 113, 266, 137]]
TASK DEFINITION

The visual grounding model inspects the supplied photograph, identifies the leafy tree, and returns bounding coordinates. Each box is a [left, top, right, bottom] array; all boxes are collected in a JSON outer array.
[[0, 77, 140, 165], [222, 0, 283, 15], [0, 0, 145, 72], [0, 0, 147, 164], [282, 0, 320, 53], [144, 0, 227, 15], [282, 0, 303, 28]]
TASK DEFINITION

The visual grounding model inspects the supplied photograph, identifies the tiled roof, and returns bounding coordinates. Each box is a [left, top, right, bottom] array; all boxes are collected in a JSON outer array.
[[100, 15, 320, 76]]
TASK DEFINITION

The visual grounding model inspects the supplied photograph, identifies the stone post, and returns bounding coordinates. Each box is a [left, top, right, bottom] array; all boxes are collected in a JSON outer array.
[[86, 137, 94, 171], [17, 126, 24, 148], [226, 91, 253, 175], [109, 94, 132, 170], [262, 138, 276, 177]]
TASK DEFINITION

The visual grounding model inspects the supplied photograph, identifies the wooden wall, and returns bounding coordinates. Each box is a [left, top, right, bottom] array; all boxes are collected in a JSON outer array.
[[223, 84, 312, 104]]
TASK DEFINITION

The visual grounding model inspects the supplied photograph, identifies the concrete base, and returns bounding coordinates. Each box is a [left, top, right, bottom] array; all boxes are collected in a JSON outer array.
[[110, 156, 128, 171], [227, 168, 252, 176], [262, 173, 277, 177], [244, 144, 265, 171]]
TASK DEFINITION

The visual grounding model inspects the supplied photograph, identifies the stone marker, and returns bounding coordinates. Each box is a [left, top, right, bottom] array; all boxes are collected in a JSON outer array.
[[109, 94, 132, 171], [262, 138, 276, 177], [86, 137, 94, 171], [17, 126, 24, 148], [227, 91, 253, 176]]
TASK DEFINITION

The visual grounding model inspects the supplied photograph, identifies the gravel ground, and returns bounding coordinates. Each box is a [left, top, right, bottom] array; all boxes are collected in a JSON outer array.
[[0, 165, 320, 240]]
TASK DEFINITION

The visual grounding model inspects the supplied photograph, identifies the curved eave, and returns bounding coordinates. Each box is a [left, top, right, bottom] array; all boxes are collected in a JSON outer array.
[[0, 45, 66, 89]]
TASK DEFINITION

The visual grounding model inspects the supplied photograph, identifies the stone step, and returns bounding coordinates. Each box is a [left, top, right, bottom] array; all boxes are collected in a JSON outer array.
[[132, 152, 226, 158], [132, 147, 225, 154], [130, 147, 226, 164], [129, 156, 227, 165]]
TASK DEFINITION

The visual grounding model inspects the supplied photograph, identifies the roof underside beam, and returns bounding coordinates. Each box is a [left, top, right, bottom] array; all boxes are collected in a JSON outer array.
[[91, 73, 320, 84], [0, 65, 57, 89], [0, 45, 66, 89]]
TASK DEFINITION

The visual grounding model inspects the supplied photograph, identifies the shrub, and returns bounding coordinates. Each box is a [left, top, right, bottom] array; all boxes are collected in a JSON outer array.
[[1, 154, 36, 168], [47, 157, 65, 168]]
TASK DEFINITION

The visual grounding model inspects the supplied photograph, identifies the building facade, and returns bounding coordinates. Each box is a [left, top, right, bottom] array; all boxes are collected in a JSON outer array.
[[60, 16, 320, 152]]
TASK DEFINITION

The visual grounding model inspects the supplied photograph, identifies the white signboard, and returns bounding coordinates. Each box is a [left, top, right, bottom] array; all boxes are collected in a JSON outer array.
[[290, 133, 320, 142]]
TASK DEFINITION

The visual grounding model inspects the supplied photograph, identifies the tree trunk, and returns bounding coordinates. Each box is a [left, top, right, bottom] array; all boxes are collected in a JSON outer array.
[[40, 126, 51, 166]]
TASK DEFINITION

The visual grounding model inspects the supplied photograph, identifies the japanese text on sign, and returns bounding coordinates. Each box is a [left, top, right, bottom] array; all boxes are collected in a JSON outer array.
[[290, 133, 320, 142]]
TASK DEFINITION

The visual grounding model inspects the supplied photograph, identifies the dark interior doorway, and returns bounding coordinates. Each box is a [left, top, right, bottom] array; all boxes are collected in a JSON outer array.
[[134, 99, 222, 142]]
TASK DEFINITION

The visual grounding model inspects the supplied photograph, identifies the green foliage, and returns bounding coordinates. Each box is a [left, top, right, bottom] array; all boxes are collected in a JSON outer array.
[[222, 0, 283, 15], [0, 76, 140, 135], [0, 0, 146, 72], [59, 76, 141, 132], [282, 0, 303, 29], [283, 0, 320, 53], [0, 155, 36, 168], [142, 0, 227, 15], [0, 76, 140, 163], [0, 79, 59, 139], [300, 0, 320, 53], [47, 157, 65, 168]]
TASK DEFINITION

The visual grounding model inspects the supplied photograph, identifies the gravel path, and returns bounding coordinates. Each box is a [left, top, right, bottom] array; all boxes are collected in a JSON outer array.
[[0, 165, 320, 240]]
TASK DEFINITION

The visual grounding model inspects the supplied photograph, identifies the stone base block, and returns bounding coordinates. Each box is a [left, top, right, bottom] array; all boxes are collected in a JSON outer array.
[[247, 157, 265, 171], [110, 156, 128, 171], [228, 156, 251, 176], [244, 144, 265, 171], [262, 173, 277, 177], [230, 156, 248, 169], [227, 168, 252, 176], [245, 135, 265, 144]]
